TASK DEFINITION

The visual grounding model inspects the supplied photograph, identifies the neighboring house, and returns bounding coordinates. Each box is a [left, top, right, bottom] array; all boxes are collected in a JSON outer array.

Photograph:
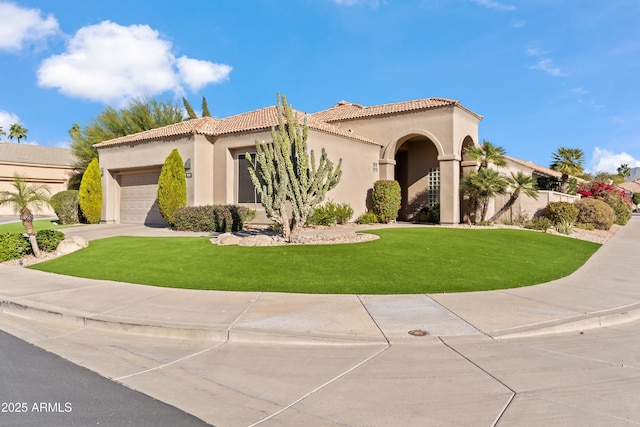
[[0, 143, 75, 216], [95, 97, 570, 226], [617, 179, 640, 200]]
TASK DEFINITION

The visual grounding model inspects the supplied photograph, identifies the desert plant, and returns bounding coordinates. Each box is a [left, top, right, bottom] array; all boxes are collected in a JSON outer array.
[[550, 147, 585, 193], [356, 211, 379, 224], [0, 174, 51, 257], [36, 229, 65, 252], [372, 180, 401, 224], [424, 204, 440, 224], [308, 203, 338, 226], [0, 232, 31, 262], [544, 202, 579, 225], [335, 202, 354, 224], [78, 158, 102, 224], [460, 169, 508, 223], [574, 198, 615, 230], [50, 190, 80, 225], [555, 219, 574, 235], [246, 94, 342, 240], [158, 149, 187, 226]]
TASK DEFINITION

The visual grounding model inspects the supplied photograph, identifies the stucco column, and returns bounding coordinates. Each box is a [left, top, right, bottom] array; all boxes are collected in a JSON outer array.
[[101, 169, 118, 224], [438, 154, 461, 225], [378, 159, 396, 180]]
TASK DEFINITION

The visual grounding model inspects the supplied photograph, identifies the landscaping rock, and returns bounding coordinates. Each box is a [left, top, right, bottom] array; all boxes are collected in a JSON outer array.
[[238, 235, 276, 247], [214, 233, 242, 246], [56, 236, 89, 256]]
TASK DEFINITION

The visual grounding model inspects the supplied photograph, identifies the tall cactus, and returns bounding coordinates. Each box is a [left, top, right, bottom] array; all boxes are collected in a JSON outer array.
[[246, 94, 342, 240]]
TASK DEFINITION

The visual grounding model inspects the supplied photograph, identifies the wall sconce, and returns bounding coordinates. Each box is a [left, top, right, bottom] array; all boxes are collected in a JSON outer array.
[[184, 158, 191, 170], [100, 167, 104, 176]]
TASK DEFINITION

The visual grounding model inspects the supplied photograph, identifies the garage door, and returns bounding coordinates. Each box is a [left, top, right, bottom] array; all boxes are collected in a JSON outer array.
[[119, 171, 167, 226]]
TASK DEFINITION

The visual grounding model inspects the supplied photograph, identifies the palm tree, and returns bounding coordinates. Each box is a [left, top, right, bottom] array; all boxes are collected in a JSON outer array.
[[550, 147, 584, 193], [8, 123, 28, 143], [0, 175, 51, 258], [464, 140, 507, 171], [461, 169, 508, 223], [617, 163, 631, 181], [0, 125, 5, 141], [489, 172, 539, 222]]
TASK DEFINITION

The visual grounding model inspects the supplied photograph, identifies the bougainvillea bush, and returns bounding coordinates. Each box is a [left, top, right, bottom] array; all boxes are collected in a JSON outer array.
[[576, 181, 632, 225]]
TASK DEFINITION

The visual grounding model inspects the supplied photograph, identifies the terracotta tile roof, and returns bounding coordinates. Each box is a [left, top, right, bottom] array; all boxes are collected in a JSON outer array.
[[0, 142, 75, 167], [310, 98, 482, 122], [96, 106, 380, 148], [506, 156, 562, 178], [617, 179, 640, 193]]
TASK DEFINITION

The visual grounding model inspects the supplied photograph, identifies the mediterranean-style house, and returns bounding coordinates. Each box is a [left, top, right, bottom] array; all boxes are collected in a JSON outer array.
[[0, 143, 75, 216], [95, 97, 575, 226]]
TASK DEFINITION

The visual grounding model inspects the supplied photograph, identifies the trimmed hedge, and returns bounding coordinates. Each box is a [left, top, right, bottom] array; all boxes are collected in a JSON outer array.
[[575, 198, 615, 230], [0, 233, 31, 262], [544, 202, 579, 225], [79, 158, 102, 224], [50, 190, 80, 224], [36, 230, 65, 252], [157, 149, 187, 226], [0, 229, 65, 262], [372, 180, 401, 224], [173, 205, 256, 232]]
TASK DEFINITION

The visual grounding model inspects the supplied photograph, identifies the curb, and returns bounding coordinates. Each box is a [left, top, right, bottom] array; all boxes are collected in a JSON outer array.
[[489, 302, 640, 339], [0, 300, 386, 346]]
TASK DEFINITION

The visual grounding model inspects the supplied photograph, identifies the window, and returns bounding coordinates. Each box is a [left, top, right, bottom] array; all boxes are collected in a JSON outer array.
[[238, 153, 260, 203], [428, 167, 440, 207]]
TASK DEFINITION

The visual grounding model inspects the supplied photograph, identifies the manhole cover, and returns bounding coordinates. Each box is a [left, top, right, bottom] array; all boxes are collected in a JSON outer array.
[[408, 329, 429, 337]]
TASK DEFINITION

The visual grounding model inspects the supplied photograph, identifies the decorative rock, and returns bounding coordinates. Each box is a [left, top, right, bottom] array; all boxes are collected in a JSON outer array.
[[55, 236, 89, 256], [238, 235, 276, 247], [215, 233, 242, 246]]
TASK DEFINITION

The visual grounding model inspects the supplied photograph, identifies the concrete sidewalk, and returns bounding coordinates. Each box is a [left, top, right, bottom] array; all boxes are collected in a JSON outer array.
[[1, 216, 639, 344]]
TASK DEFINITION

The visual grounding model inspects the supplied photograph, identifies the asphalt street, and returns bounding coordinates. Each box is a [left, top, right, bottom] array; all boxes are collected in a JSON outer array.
[[0, 329, 209, 427]]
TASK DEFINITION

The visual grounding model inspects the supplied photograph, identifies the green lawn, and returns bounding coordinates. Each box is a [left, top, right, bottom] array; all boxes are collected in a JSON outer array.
[[0, 219, 67, 234], [28, 228, 601, 294]]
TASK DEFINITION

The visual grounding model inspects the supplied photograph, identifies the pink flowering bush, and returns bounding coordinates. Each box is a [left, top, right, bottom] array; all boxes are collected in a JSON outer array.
[[576, 181, 632, 225]]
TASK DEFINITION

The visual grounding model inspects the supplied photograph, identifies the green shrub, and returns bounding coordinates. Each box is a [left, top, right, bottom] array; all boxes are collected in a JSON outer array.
[[372, 180, 401, 224], [605, 193, 632, 225], [575, 222, 595, 231], [524, 217, 552, 232], [173, 205, 254, 232], [633, 192, 640, 207], [476, 221, 493, 227], [79, 158, 102, 224], [335, 202, 354, 224], [425, 204, 440, 224], [0, 232, 31, 262], [356, 211, 379, 224], [574, 198, 615, 230], [36, 229, 65, 252], [50, 190, 80, 224], [544, 202, 579, 225], [157, 149, 187, 226], [308, 203, 337, 226], [307, 201, 354, 226]]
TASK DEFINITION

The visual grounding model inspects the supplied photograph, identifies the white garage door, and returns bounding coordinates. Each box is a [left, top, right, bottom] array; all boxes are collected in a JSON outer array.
[[119, 171, 167, 226]]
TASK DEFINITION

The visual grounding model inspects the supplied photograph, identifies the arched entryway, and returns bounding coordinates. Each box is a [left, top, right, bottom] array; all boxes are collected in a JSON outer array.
[[394, 135, 440, 221]]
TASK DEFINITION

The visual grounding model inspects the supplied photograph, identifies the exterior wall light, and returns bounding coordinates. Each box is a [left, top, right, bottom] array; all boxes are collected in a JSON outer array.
[[184, 158, 191, 170]]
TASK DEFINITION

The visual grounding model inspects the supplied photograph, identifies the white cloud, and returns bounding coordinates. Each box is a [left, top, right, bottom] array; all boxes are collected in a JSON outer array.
[[527, 59, 566, 77], [511, 20, 525, 28], [177, 56, 232, 92], [0, 110, 20, 139], [571, 87, 588, 95], [0, 2, 59, 51], [588, 147, 640, 173], [37, 21, 231, 105], [525, 47, 548, 57], [470, 0, 515, 12]]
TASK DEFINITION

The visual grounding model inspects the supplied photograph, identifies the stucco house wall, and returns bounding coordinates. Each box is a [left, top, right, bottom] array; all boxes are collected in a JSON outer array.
[[0, 143, 75, 216]]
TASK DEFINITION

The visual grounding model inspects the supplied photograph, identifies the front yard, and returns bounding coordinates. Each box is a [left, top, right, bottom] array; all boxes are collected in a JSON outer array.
[[28, 228, 601, 294]]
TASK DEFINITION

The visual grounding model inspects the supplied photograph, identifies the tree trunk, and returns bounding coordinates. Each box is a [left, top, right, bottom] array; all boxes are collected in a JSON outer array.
[[279, 206, 291, 242], [22, 220, 41, 258], [480, 199, 489, 222], [489, 190, 520, 223]]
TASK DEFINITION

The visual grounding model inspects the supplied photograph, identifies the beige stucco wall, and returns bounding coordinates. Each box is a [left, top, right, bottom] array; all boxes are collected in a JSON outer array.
[[0, 162, 73, 216], [329, 105, 481, 224]]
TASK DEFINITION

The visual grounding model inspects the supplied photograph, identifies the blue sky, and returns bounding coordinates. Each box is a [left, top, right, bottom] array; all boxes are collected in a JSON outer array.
[[1, 0, 639, 173]]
